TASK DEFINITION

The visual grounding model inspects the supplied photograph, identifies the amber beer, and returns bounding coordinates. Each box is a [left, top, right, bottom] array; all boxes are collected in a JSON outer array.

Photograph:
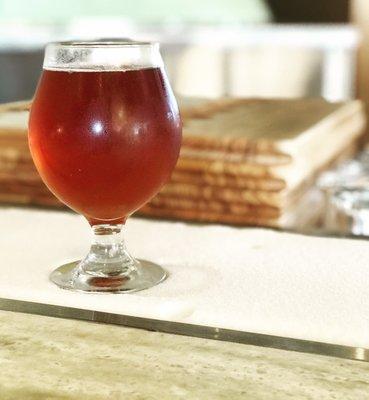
[[29, 41, 180, 292], [29, 67, 181, 224]]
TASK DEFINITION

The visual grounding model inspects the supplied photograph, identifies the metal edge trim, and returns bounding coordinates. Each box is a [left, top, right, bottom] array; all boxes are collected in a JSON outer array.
[[0, 297, 367, 362]]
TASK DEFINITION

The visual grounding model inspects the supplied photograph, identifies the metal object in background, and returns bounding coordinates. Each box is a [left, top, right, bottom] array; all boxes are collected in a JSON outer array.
[[318, 150, 369, 236], [333, 188, 369, 235]]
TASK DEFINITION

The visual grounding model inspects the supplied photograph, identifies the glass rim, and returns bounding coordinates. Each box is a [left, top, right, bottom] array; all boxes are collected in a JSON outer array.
[[47, 40, 159, 49], [43, 40, 163, 71]]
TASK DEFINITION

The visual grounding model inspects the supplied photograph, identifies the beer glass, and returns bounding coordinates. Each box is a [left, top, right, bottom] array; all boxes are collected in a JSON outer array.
[[28, 41, 182, 292]]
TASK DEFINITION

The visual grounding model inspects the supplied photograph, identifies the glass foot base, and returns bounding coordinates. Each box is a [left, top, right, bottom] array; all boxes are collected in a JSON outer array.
[[50, 259, 167, 293]]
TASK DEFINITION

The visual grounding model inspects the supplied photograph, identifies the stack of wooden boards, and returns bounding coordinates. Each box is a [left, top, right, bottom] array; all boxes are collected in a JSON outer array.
[[0, 98, 366, 228]]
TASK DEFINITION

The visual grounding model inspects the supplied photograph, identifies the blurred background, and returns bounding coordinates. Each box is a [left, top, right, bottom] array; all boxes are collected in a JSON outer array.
[[0, 0, 363, 103], [3, 0, 369, 237]]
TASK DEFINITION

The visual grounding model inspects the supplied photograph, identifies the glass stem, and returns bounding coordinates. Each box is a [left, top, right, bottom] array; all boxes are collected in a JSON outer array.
[[77, 224, 138, 278]]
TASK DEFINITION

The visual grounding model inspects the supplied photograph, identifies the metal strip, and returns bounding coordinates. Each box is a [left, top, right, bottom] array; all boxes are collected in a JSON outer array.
[[0, 297, 367, 362]]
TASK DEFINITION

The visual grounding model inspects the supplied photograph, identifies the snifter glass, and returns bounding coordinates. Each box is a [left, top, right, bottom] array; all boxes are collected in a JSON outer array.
[[28, 41, 182, 292]]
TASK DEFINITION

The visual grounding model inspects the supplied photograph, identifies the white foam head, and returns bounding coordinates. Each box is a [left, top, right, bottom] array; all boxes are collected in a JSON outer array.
[[43, 41, 163, 72]]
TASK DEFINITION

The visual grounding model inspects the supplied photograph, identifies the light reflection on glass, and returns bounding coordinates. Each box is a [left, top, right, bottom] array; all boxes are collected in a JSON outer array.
[[92, 121, 103, 135]]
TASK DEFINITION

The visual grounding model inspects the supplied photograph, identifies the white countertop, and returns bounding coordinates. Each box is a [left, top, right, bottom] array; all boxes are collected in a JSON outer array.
[[0, 207, 368, 348]]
